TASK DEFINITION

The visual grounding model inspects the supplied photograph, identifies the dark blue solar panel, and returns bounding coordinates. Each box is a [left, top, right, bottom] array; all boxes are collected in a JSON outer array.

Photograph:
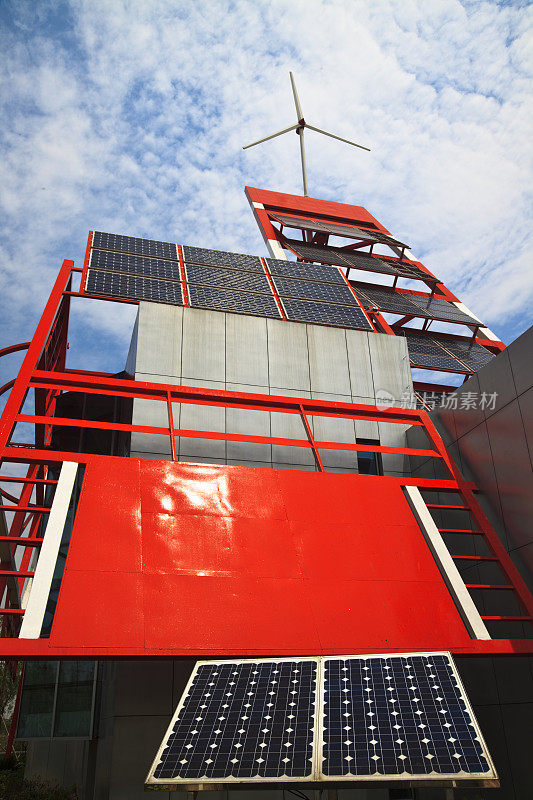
[[150, 660, 317, 783], [401, 333, 466, 372], [188, 284, 281, 318], [273, 276, 357, 305], [92, 231, 177, 260], [281, 297, 372, 330], [266, 258, 345, 285], [90, 249, 180, 281], [86, 270, 182, 304], [354, 285, 421, 315], [182, 245, 263, 272], [409, 297, 478, 325], [322, 654, 493, 778], [440, 338, 495, 369], [185, 263, 271, 294]]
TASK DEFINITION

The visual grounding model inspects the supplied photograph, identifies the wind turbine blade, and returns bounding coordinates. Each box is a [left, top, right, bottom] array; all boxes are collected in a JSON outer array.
[[242, 123, 299, 149], [289, 72, 303, 121], [306, 123, 371, 152]]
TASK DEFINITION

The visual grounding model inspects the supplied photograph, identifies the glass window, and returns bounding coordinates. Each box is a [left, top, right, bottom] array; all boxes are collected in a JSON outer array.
[[357, 439, 383, 475]]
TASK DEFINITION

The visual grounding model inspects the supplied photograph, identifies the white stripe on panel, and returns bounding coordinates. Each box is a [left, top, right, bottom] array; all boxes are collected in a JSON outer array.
[[19, 461, 78, 639], [404, 485, 491, 640]]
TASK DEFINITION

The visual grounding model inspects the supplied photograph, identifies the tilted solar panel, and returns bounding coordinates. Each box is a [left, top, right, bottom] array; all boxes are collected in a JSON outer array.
[[147, 653, 496, 788], [182, 245, 263, 272], [439, 338, 495, 369], [188, 284, 281, 318], [353, 285, 422, 316], [281, 297, 373, 330], [269, 213, 409, 248], [90, 249, 181, 281], [272, 276, 358, 305], [321, 653, 495, 779], [86, 270, 183, 304], [401, 332, 466, 372], [147, 659, 317, 784], [409, 297, 478, 325], [265, 258, 345, 285], [92, 231, 178, 260], [185, 263, 271, 294]]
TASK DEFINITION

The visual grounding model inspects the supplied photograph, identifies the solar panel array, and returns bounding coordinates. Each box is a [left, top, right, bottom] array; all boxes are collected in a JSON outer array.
[[85, 232, 491, 353], [270, 213, 409, 248], [147, 653, 496, 787]]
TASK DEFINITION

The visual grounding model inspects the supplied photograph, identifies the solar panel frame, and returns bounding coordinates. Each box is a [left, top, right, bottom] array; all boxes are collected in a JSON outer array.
[[182, 245, 264, 273], [90, 249, 181, 281], [272, 276, 358, 305], [92, 231, 178, 260], [188, 284, 282, 319], [86, 269, 183, 305], [319, 651, 497, 782], [280, 297, 373, 330], [146, 657, 319, 787]]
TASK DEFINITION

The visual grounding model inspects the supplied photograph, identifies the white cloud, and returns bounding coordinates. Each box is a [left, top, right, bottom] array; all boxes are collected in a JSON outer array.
[[0, 0, 531, 406]]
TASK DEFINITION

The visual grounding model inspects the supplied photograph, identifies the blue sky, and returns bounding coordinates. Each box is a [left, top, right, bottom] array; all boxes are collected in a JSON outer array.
[[0, 0, 531, 403]]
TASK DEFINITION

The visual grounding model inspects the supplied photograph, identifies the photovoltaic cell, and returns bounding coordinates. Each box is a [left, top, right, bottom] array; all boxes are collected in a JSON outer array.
[[147, 659, 317, 784], [182, 245, 263, 272], [353, 285, 421, 316], [270, 213, 409, 248], [321, 653, 494, 779], [186, 263, 271, 294], [188, 284, 281, 318], [281, 297, 372, 330], [90, 249, 181, 281], [401, 333, 466, 372], [265, 258, 345, 285], [86, 269, 183, 304], [92, 231, 178, 260], [272, 276, 358, 305]]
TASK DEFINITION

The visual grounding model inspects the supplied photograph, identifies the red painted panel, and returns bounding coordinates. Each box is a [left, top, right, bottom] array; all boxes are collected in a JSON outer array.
[[19, 458, 482, 656]]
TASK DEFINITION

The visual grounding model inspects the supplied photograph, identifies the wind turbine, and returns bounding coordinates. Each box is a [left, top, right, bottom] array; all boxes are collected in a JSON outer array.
[[243, 72, 370, 197]]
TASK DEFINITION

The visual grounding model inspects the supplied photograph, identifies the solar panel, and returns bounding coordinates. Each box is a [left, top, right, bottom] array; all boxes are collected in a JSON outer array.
[[354, 285, 422, 316], [86, 269, 183, 304], [90, 249, 180, 281], [272, 276, 358, 305], [147, 659, 317, 784], [265, 258, 345, 285], [285, 240, 350, 268], [92, 231, 178, 260], [337, 251, 398, 276], [401, 333, 466, 371], [182, 245, 263, 272], [281, 297, 372, 330], [409, 297, 478, 325], [188, 284, 281, 318], [185, 263, 271, 294], [147, 653, 496, 788], [438, 338, 496, 369], [270, 213, 409, 248], [321, 653, 495, 780]]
